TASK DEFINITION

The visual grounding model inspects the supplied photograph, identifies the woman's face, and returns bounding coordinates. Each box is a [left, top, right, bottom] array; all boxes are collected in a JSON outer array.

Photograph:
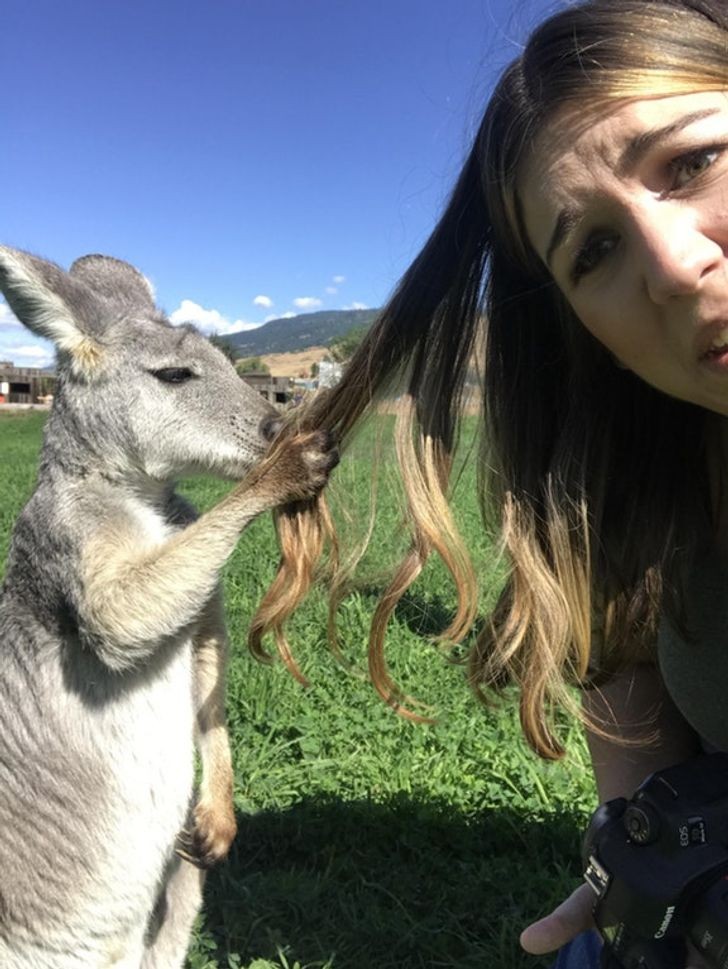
[[520, 91, 728, 414]]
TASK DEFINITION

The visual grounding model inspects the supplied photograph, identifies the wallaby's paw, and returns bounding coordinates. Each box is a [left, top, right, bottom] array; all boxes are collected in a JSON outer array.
[[294, 429, 339, 498], [262, 429, 339, 505], [175, 799, 237, 869]]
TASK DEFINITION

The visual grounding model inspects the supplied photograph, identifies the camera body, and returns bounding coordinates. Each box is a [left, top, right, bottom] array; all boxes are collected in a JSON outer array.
[[582, 752, 728, 968]]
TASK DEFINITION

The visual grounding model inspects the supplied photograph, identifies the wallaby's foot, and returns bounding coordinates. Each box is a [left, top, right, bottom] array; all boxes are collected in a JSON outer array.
[[248, 429, 340, 507], [175, 798, 237, 869]]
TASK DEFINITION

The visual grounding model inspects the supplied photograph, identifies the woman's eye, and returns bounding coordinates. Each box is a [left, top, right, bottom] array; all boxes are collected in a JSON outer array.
[[669, 147, 722, 190], [570, 234, 618, 284], [150, 367, 195, 384]]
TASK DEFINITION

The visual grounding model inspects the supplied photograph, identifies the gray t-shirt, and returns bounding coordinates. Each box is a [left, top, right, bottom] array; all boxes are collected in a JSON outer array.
[[658, 546, 728, 751]]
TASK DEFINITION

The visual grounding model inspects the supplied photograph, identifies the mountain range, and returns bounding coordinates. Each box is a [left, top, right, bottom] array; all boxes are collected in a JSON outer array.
[[227, 308, 378, 357]]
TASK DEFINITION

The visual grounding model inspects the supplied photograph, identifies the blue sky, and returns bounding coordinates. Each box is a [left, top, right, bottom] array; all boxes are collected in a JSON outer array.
[[2, 0, 558, 367]]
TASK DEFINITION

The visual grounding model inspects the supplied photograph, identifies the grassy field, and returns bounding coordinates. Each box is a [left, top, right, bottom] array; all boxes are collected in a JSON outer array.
[[0, 411, 596, 969]]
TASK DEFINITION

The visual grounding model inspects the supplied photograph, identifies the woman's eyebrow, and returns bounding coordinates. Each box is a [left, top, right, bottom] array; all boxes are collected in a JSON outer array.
[[546, 208, 580, 269], [617, 107, 720, 173], [544, 107, 722, 268]]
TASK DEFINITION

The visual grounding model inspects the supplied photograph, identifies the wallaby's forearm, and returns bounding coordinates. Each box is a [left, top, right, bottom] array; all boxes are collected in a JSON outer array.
[[80, 485, 273, 669]]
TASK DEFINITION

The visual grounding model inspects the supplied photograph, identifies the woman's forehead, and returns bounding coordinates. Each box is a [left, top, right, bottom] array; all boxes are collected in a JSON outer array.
[[518, 90, 728, 265]]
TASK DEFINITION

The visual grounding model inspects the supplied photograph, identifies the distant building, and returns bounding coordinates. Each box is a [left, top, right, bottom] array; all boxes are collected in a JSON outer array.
[[291, 378, 317, 392], [317, 359, 343, 389], [239, 372, 292, 405], [0, 361, 56, 404]]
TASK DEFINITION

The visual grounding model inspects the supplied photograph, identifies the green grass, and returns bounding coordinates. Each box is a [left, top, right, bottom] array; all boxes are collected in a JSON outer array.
[[0, 411, 596, 969]]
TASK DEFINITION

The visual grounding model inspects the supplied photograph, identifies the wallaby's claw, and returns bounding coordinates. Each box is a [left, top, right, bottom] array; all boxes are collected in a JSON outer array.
[[174, 800, 237, 869], [310, 430, 340, 472], [174, 843, 205, 869], [253, 427, 339, 506], [288, 430, 339, 501]]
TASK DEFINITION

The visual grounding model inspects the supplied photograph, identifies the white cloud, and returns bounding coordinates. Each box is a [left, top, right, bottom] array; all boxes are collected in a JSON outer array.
[[169, 299, 224, 331], [333, 275, 346, 285], [0, 297, 22, 329], [253, 295, 273, 309], [264, 311, 296, 323], [293, 297, 322, 310], [0, 342, 55, 368], [10, 344, 51, 359], [0, 300, 54, 366], [169, 298, 261, 336], [225, 319, 261, 334], [344, 302, 369, 311], [325, 287, 337, 295]]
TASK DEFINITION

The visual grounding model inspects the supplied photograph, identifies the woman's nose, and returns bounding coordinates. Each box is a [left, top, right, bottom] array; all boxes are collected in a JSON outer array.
[[638, 208, 722, 304]]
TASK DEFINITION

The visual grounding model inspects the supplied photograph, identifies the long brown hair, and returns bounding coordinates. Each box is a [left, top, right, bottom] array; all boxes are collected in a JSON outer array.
[[250, 0, 728, 758]]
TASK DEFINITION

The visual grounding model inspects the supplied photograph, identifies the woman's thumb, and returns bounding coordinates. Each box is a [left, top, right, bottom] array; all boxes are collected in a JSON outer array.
[[520, 882, 596, 955]]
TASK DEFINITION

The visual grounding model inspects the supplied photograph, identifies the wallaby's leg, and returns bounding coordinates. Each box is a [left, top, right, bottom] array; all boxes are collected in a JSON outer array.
[[141, 856, 205, 969], [81, 432, 336, 671], [175, 590, 238, 869]]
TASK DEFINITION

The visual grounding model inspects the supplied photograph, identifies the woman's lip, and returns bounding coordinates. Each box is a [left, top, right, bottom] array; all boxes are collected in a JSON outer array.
[[701, 348, 728, 373], [697, 321, 728, 361]]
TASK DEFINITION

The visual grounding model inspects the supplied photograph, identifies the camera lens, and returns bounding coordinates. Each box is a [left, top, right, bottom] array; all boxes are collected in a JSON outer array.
[[623, 804, 660, 845]]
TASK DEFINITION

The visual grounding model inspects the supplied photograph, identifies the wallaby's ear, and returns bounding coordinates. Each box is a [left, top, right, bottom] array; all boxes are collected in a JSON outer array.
[[0, 245, 105, 377], [70, 254, 156, 313]]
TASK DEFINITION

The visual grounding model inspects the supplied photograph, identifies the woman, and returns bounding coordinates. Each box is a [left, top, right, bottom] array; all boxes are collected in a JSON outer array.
[[255, 1, 728, 963]]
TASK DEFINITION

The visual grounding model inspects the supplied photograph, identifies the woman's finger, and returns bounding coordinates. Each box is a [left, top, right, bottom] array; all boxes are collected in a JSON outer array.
[[686, 940, 710, 968], [520, 882, 596, 955]]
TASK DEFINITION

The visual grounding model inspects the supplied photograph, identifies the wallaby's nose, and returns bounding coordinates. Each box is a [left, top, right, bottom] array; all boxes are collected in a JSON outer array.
[[260, 414, 283, 442]]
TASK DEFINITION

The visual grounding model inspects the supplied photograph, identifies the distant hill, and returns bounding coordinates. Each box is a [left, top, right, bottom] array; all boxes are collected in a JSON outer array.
[[227, 308, 378, 357]]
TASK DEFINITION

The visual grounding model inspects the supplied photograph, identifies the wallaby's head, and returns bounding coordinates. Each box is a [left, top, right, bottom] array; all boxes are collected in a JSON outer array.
[[0, 245, 280, 480]]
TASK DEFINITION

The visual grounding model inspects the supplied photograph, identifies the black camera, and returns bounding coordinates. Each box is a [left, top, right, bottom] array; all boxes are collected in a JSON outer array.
[[582, 752, 728, 968]]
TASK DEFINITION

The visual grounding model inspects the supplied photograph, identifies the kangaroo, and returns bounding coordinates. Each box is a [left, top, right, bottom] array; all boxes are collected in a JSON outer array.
[[0, 245, 337, 969]]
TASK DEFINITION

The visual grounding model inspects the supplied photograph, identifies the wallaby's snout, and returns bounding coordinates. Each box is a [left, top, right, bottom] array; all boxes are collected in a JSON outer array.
[[259, 414, 284, 443]]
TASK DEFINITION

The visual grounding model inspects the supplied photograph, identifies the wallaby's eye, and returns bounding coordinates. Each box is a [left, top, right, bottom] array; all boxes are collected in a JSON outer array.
[[149, 367, 195, 384]]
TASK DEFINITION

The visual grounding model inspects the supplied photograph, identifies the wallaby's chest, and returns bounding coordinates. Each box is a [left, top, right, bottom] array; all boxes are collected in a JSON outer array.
[[122, 492, 176, 541], [0, 483, 197, 955], [0, 620, 196, 955]]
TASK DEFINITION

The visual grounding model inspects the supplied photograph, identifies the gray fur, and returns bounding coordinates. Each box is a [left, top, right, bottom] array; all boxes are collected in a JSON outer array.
[[0, 246, 332, 968]]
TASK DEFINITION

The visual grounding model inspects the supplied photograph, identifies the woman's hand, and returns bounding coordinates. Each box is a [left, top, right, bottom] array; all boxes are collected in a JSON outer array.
[[520, 882, 595, 955], [519, 667, 709, 965], [520, 881, 709, 968]]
